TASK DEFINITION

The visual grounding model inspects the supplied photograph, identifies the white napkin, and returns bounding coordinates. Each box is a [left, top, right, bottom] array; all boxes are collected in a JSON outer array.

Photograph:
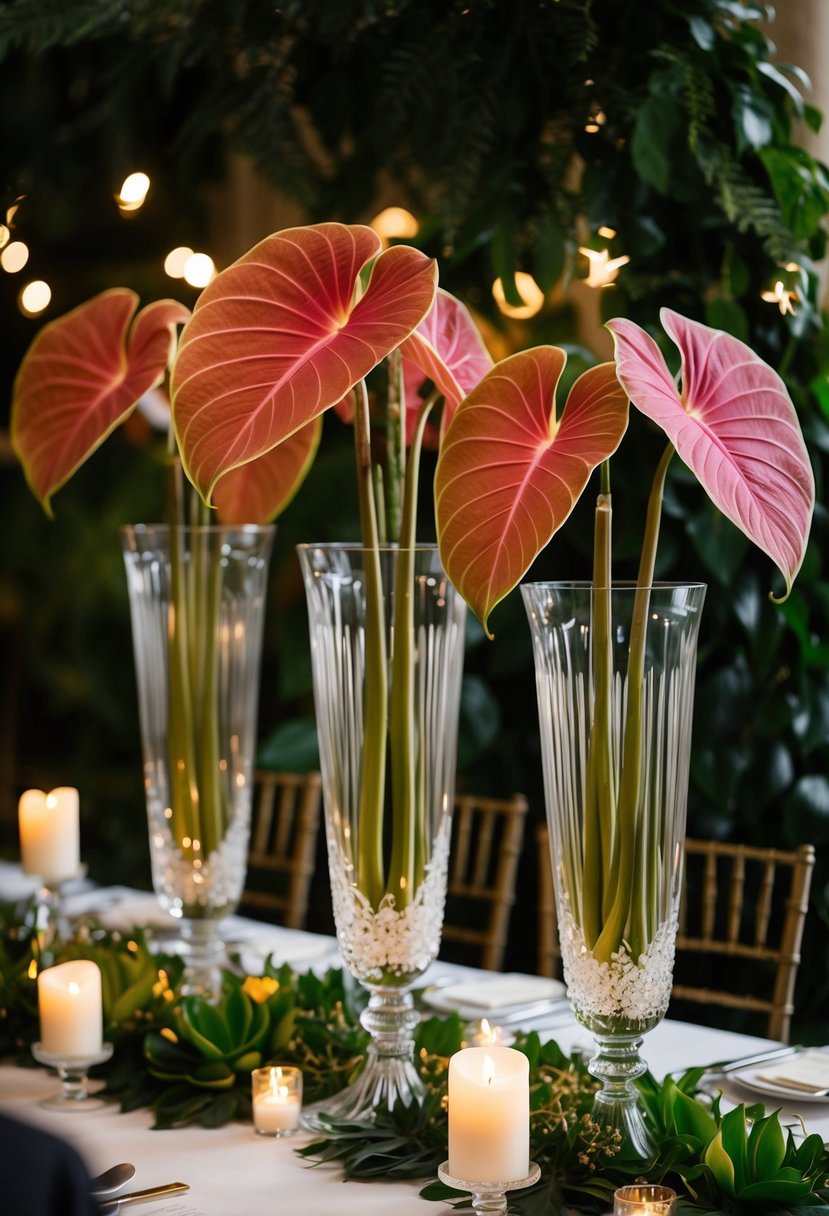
[[758, 1050, 829, 1093], [238, 931, 333, 968], [441, 972, 565, 1010]]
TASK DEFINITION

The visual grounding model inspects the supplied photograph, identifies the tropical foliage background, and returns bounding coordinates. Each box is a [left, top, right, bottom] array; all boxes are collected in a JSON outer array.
[[0, 0, 827, 1037]]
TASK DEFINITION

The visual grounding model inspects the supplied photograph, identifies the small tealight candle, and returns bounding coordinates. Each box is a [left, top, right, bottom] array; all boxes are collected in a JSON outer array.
[[19, 787, 80, 883], [251, 1066, 302, 1137], [448, 1046, 529, 1184], [614, 1184, 677, 1215], [38, 960, 103, 1057]]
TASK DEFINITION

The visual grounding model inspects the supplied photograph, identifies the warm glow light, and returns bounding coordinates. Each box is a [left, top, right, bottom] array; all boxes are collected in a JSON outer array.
[[117, 171, 151, 211], [579, 246, 630, 288], [761, 279, 798, 316], [483, 1054, 495, 1086], [164, 245, 194, 278], [19, 279, 51, 315], [597, 226, 617, 239], [0, 224, 9, 249], [585, 108, 607, 133], [183, 251, 216, 288], [492, 271, 546, 319], [1, 240, 29, 273], [28, 959, 38, 979], [370, 206, 420, 240]]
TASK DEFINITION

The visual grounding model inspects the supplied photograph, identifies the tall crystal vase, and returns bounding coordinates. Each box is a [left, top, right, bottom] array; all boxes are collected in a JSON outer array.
[[121, 524, 274, 995], [522, 582, 706, 1157], [298, 544, 466, 1127]]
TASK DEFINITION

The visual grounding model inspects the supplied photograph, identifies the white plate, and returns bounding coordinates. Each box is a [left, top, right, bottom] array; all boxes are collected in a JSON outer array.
[[729, 1067, 829, 1105], [422, 975, 567, 1022]]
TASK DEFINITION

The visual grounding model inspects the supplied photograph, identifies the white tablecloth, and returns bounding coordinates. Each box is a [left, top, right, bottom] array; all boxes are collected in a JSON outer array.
[[2, 870, 827, 1214]]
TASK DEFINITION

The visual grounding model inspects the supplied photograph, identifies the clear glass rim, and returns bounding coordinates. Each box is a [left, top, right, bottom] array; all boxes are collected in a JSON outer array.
[[297, 541, 439, 553], [521, 579, 706, 592], [121, 522, 276, 538]]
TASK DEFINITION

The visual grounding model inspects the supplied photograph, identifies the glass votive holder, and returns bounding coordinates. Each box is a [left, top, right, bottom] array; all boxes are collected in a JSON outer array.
[[614, 1183, 677, 1215], [461, 1017, 516, 1049], [251, 1066, 303, 1137]]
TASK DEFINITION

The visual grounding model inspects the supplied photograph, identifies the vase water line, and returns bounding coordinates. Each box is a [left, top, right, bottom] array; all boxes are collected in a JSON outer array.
[[298, 543, 466, 1126], [522, 582, 706, 1156], [121, 524, 274, 994]]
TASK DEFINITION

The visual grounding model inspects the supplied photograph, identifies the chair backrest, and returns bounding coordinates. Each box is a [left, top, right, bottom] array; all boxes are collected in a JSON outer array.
[[535, 828, 814, 1042], [240, 770, 323, 930], [441, 792, 529, 971], [673, 838, 815, 1043], [535, 822, 561, 979]]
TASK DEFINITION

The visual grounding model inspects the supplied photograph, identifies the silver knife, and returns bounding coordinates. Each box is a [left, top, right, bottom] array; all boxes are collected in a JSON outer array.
[[708, 1045, 801, 1075]]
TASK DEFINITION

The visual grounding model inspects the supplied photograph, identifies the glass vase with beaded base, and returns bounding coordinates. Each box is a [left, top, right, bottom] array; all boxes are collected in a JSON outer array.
[[523, 581, 706, 1158], [298, 544, 465, 1128]]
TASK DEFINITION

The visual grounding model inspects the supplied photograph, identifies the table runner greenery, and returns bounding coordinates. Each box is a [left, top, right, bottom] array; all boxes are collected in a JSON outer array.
[[2, 900, 828, 1215]]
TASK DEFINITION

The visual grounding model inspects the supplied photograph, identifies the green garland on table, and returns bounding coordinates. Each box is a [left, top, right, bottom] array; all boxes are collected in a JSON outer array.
[[2, 900, 828, 1215]]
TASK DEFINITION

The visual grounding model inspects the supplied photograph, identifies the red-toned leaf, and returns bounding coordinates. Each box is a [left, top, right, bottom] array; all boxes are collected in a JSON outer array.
[[212, 416, 322, 525], [435, 347, 629, 633], [12, 290, 189, 515], [400, 288, 493, 440], [171, 222, 436, 503], [607, 308, 815, 596]]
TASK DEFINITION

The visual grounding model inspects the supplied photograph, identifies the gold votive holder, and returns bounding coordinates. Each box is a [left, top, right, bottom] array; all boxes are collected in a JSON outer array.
[[614, 1183, 677, 1215], [251, 1065, 302, 1137]]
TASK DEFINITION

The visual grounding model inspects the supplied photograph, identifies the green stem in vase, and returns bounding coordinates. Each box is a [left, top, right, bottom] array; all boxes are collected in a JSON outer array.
[[387, 395, 436, 908], [193, 509, 225, 862], [384, 348, 405, 545], [581, 464, 614, 949], [353, 380, 387, 909], [593, 442, 674, 963], [165, 453, 200, 857]]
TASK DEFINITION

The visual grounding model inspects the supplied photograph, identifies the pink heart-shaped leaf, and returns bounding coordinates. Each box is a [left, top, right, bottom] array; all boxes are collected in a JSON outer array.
[[12, 290, 189, 515], [212, 415, 322, 524], [607, 308, 815, 595], [400, 288, 493, 440], [435, 347, 629, 633], [171, 222, 437, 502]]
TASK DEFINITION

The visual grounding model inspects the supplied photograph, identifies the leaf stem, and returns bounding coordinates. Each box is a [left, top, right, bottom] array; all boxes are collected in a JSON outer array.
[[354, 379, 387, 908], [593, 442, 674, 962]]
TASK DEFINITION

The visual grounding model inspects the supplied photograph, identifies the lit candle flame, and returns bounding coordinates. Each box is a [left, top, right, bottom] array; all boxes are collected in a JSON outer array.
[[483, 1053, 495, 1086]]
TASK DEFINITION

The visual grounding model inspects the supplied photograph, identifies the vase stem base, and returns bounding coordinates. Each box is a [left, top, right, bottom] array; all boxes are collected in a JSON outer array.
[[177, 919, 226, 998], [301, 1047, 425, 1131], [588, 1031, 655, 1160]]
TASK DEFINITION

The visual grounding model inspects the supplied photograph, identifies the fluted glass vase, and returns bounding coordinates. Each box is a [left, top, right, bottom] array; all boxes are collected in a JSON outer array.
[[522, 582, 706, 1157], [298, 543, 466, 1127], [121, 524, 274, 995]]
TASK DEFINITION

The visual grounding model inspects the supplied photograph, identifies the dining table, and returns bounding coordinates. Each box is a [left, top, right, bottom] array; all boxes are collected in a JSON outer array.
[[1, 861, 827, 1216]]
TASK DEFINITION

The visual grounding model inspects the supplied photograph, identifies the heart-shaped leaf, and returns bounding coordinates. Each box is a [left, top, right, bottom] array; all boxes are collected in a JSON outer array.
[[400, 288, 493, 437], [212, 415, 322, 524], [607, 308, 815, 597], [435, 347, 628, 633], [11, 289, 189, 515], [171, 222, 436, 503]]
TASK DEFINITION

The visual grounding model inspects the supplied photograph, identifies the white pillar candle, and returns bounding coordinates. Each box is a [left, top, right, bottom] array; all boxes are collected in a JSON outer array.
[[38, 960, 103, 1057], [448, 1046, 529, 1183], [251, 1066, 302, 1136], [18, 787, 80, 883]]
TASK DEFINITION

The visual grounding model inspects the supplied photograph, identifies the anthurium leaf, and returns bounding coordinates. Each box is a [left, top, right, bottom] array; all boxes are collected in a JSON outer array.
[[747, 1111, 787, 1179], [11, 289, 189, 516], [171, 222, 436, 503], [400, 287, 493, 432], [435, 349, 628, 634], [212, 415, 321, 524], [607, 309, 815, 597]]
